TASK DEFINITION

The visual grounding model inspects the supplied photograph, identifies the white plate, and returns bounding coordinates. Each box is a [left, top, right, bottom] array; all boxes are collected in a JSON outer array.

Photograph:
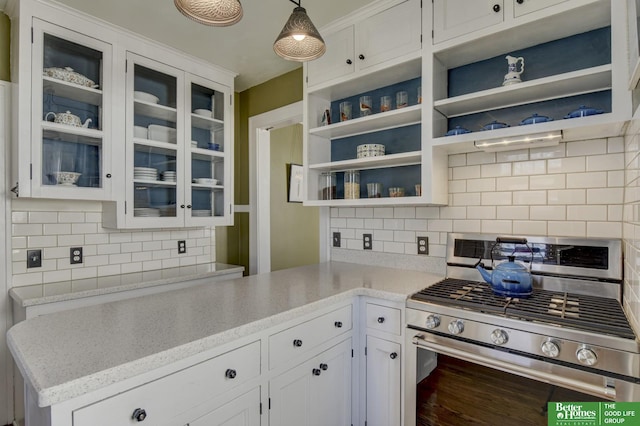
[[194, 109, 212, 117], [148, 124, 177, 143], [134, 167, 157, 172], [134, 126, 148, 139], [193, 178, 218, 185], [134, 91, 160, 104]]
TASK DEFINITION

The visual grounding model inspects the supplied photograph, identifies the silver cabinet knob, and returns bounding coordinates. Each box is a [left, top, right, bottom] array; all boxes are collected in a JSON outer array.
[[541, 340, 560, 358], [490, 329, 508, 345], [447, 319, 464, 335], [132, 408, 147, 422], [576, 345, 598, 366], [425, 314, 440, 329]]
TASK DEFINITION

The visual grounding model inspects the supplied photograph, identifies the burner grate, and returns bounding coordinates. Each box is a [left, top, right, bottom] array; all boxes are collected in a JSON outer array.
[[412, 278, 636, 339]]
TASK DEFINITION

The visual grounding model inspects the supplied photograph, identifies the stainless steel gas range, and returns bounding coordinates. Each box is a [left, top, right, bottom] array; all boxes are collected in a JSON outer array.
[[405, 233, 640, 405]]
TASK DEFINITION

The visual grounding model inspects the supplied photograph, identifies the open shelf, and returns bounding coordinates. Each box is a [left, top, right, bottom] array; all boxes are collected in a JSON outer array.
[[192, 149, 225, 161], [133, 139, 177, 156], [309, 151, 422, 172], [304, 196, 424, 207], [434, 65, 612, 117], [191, 184, 224, 190], [132, 179, 177, 187], [310, 104, 421, 139], [42, 123, 103, 145], [134, 100, 177, 122], [43, 76, 102, 105]]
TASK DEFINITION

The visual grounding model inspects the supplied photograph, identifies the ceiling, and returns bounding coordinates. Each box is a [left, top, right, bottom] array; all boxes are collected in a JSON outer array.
[[2, 0, 374, 91]]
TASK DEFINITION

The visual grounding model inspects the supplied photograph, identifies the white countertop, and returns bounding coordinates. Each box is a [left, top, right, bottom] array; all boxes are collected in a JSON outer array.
[[10, 262, 244, 307], [7, 261, 443, 408]]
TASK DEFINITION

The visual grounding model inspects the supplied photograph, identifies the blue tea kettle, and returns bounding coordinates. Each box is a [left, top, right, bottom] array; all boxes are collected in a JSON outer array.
[[475, 237, 533, 298]]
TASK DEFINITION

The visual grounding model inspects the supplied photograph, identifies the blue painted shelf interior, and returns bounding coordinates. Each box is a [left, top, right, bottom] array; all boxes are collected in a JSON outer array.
[[133, 149, 176, 213], [191, 157, 220, 212], [445, 26, 612, 133], [42, 139, 101, 188], [191, 83, 224, 148], [134, 64, 177, 129], [330, 123, 421, 199], [330, 77, 422, 124]]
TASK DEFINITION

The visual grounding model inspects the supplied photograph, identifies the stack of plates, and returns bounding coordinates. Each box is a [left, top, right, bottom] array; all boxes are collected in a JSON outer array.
[[134, 208, 160, 217], [162, 171, 176, 182], [134, 167, 158, 181], [192, 210, 212, 217]]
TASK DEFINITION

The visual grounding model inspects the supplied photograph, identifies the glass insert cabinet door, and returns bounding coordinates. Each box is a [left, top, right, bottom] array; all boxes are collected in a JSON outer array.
[[187, 75, 230, 226], [125, 52, 185, 227], [31, 19, 113, 200]]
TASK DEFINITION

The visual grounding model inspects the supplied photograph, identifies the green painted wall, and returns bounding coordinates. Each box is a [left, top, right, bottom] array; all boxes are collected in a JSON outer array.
[[0, 13, 10, 81], [270, 124, 319, 271], [216, 67, 303, 273]]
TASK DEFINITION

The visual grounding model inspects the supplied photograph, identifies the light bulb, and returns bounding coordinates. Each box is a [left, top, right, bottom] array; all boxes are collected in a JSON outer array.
[[292, 34, 306, 41]]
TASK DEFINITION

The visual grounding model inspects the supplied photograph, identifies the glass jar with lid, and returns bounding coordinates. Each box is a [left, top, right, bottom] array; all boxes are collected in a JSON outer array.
[[319, 171, 336, 200], [344, 170, 360, 199]]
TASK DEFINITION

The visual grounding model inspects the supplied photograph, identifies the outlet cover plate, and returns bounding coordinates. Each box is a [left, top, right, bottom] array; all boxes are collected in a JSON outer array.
[[333, 232, 341, 247], [363, 233, 372, 250], [417, 236, 429, 255], [27, 249, 42, 268], [178, 240, 186, 254], [70, 247, 83, 264]]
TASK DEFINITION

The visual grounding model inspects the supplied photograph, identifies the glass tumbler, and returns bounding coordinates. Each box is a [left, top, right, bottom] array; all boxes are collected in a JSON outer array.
[[344, 170, 360, 199], [359, 96, 372, 117], [319, 172, 336, 200], [380, 96, 392, 112], [339, 101, 352, 121], [396, 91, 408, 109]]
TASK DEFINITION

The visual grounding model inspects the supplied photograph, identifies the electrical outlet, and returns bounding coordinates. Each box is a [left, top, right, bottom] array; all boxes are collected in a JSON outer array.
[[417, 236, 429, 255], [333, 232, 341, 247], [363, 233, 372, 250], [27, 249, 42, 268], [70, 247, 83, 264], [178, 240, 187, 254]]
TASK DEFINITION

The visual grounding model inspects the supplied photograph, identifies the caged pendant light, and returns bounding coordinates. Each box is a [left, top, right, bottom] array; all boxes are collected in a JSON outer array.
[[274, 0, 326, 62], [174, 0, 243, 27]]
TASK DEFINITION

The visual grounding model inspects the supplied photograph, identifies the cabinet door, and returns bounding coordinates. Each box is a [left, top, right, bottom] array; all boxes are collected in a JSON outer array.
[[356, 0, 422, 71], [306, 26, 355, 87], [269, 338, 351, 426], [513, 0, 567, 18], [125, 52, 185, 228], [30, 19, 113, 200], [186, 74, 233, 226], [189, 387, 260, 426], [366, 336, 401, 426], [433, 0, 504, 44]]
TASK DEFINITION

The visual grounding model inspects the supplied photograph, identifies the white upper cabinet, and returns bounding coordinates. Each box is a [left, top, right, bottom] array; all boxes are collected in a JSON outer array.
[[306, 0, 421, 88], [433, 0, 504, 44], [513, 0, 568, 18], [8, 0, 236, 228], [16, 18, 114, 200]]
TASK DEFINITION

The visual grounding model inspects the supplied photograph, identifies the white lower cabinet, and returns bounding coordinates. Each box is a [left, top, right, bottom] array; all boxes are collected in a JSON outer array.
[[188, 387, 261, 426], [269, 338, 352, 426], [366, 335, 401, 426]]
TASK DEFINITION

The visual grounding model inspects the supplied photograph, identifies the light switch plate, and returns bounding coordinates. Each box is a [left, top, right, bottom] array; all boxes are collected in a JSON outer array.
[[27, 249, 42, 268], [333, 232, 341, 247]]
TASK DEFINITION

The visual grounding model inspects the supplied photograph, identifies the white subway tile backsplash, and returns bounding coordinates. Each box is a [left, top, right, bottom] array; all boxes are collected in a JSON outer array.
[[448, 153, 466, 167], [496, 176, 528, 191], [27, 235, 58, 247], [71, 267, 98, 280], [547, 221, 586, 237], [481, 192, 512, 206], [547, 157, 585, 174], [12, 212, 28, 224], [587, 222, 622, 238], [530, 143, 566, 159], [427, 220, 453, 232], [347, 218, 364, 229], [364, 218, 384, 229], [405, 219, 429, 231], [513, 160, 546, 176], [609, 205, 623, 221], [453, 192, 481, 206], [586, 153, 625, 172], [512, 190, 547, 205], [530, 174, 565, 190], [466, 152, 496, 165], [109, 233, 133, 244], [608, 137, 624, 153], [374, 207, 394, 218], [481, 220, 512, 234], [356, 208, 374, 218], [374, 230, 395, 242], [513, 221, 547, 235], [496, 206, 529, 220], [608, 170, 625, 187], [449, 180, 467, 193], [58, 212, 85, 223], [439, 207, 466, 220], [13, 224, 43, 236], [331, 218, 347, 228], [566, 139, 606, 157], [44, 270, 72, 284], [384, 219, 405, 230], [29, 212, 59, 224], [453, 165, 481, 180], [43, 223, 71, 235], [587, 188, 624, 204], [383, 241, 405, 254], [467, 206, 496, 220], [453, 220, 481, 233], [12, 237, 26, 249], [547, 189, 586, 205], [394, 230, 416, 243], [530, 206, 566, 220], [394, 207, 416, 219], [497, 149, 528, 163], [566, 172, 607, 189], [567, 205, 607, 221], [338, 207, 356, 218], [466, 178, 495, 192], [481, 163, 512, 178]]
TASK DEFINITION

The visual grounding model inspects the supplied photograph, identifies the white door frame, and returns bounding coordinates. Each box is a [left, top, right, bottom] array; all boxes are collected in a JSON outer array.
[[248, 102, 329, 275]]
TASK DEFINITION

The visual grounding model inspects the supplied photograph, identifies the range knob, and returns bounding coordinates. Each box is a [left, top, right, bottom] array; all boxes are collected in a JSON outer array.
[[490, 329, 508, 345], [425, 314, 441, 329], [541, 340, 560, 358], [576, 345, 598, 366], [448, 319, 464, 335]]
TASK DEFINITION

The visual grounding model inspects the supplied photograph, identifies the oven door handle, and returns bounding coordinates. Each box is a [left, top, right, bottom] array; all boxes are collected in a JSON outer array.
[[411, 334, 617, 399]]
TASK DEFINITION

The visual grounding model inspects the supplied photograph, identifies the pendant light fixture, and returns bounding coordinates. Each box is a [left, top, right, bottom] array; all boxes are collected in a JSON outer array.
[[273, 0, 326, 62], [174, 0, 243, 27]]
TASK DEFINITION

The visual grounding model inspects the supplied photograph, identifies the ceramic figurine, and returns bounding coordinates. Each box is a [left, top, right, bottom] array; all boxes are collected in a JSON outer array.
[[503, 55, 525, 86]]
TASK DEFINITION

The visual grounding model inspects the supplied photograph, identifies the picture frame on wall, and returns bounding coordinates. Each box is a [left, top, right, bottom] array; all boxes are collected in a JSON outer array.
[[287, 163, 304, 203]]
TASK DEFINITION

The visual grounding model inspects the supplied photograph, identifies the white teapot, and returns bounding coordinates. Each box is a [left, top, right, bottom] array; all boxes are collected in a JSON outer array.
[[45, 111, 92, 128], [503, 55, 525, 86]]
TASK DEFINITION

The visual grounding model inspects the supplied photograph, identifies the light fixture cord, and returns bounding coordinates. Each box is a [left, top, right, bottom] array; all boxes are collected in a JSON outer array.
[[289, 0, 301, 6]]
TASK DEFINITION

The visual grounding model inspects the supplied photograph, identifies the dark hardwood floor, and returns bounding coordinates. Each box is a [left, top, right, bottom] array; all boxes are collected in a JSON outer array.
[[416, 355, 605, 426]]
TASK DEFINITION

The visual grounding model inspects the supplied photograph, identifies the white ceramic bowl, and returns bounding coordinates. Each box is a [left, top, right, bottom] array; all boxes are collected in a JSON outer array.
[[54, 171, 81, 185], [194, 109, 213, 117], [134, 126, 148, 139], [193, 178, 218, 185], [134, 91, 160, 104], [356, 144, 385, 158]]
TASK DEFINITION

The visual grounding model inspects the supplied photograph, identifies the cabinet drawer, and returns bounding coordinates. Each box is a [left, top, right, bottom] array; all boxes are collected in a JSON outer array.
[[269, 304, 352, 370], [73, 341, 260, 426], [366, 303, 401, 335]]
